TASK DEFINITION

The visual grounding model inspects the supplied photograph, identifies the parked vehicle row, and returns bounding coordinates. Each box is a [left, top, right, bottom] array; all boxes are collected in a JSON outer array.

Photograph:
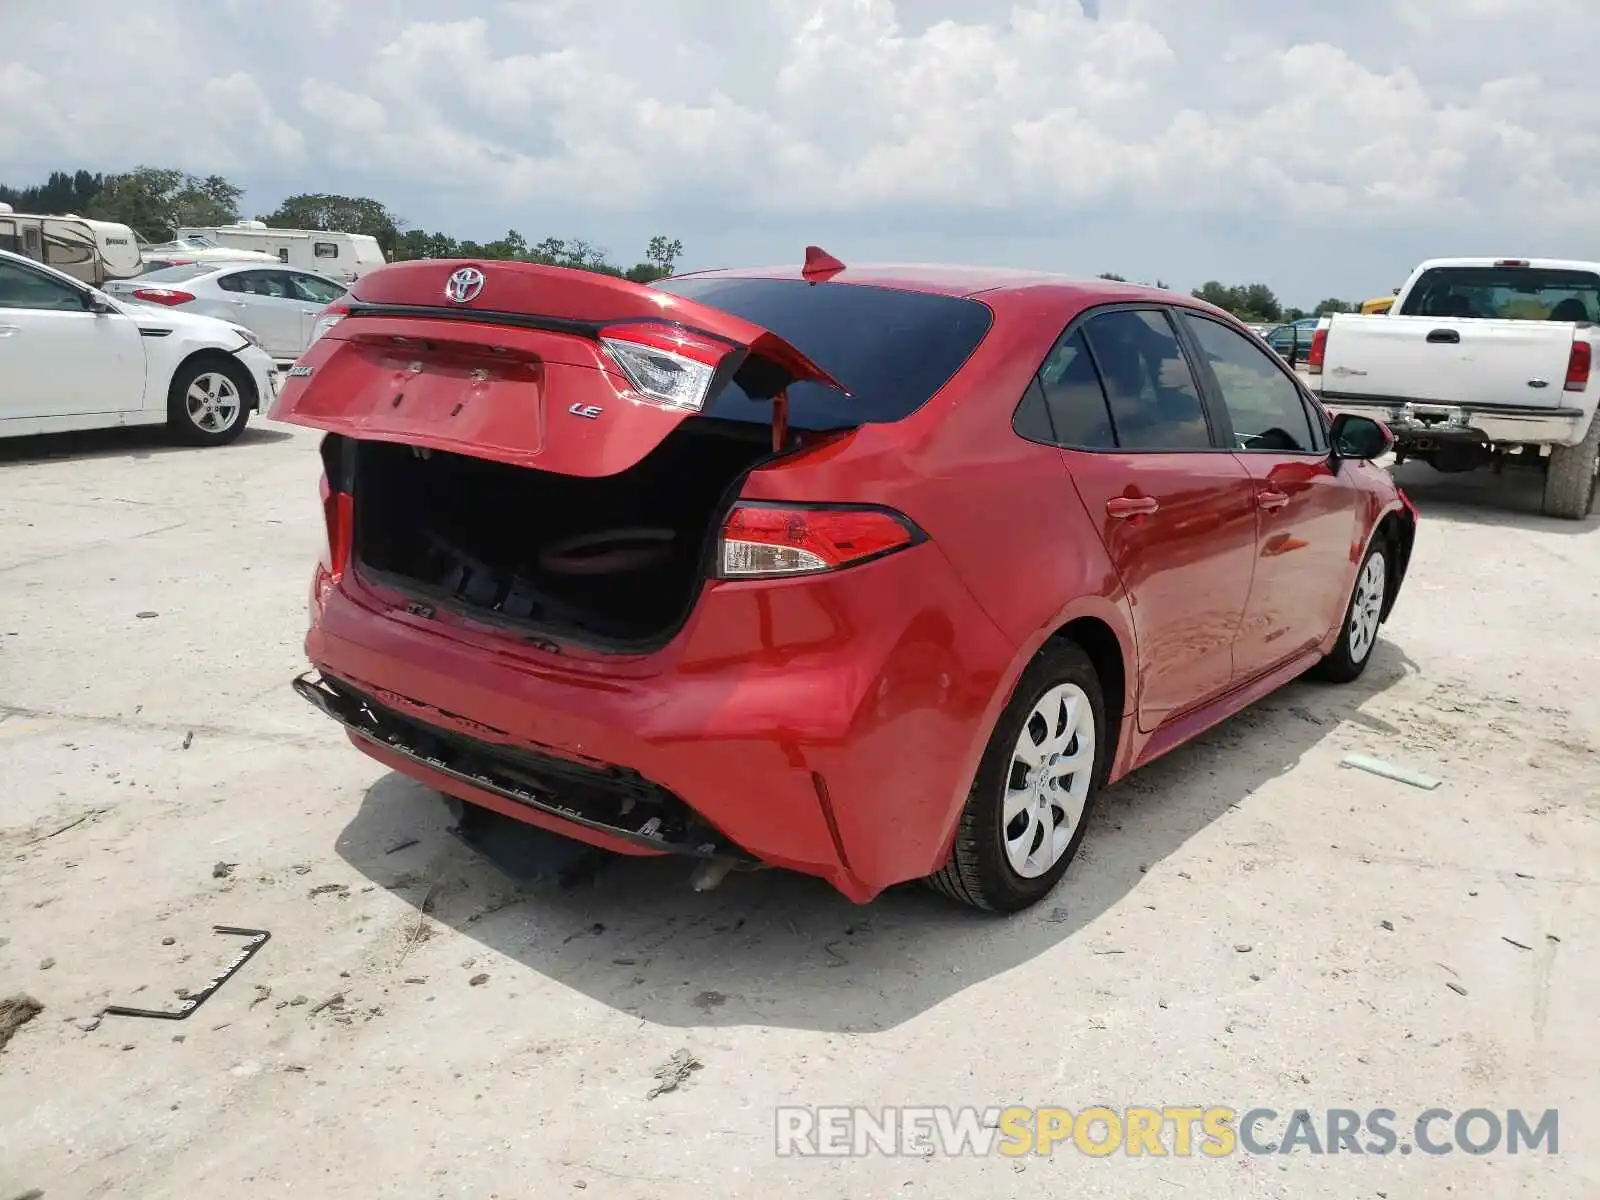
[[1307, 257, 1600, 519], [0, 248, 277, 443], [105, 262, 349, 363], [273, 254, 1417, 913]]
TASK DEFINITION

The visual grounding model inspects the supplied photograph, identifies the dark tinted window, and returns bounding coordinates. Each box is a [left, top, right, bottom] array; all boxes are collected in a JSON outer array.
[[651, 276, 993, 428], [1081, 309, 1211, 450], [1182, 314, 1316, 452], [1036, 328, 1115, 448], [1013, 378, 1055, 443], [1398, 265, 1600, 322]]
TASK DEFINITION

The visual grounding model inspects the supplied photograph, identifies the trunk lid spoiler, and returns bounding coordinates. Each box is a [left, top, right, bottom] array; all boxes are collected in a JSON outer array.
[[268, 260, 849, 475]]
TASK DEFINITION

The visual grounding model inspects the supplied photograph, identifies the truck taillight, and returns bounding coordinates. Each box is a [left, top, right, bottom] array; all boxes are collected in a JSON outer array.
[[717, 502, 923, 579], [1307, 327, 1328, 374], [1565, 339, 1592, 392]]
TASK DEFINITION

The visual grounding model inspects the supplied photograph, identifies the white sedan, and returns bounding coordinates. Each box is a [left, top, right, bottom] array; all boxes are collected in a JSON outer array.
[[105, 262, 347, 363], [0, 249, 278, 446]]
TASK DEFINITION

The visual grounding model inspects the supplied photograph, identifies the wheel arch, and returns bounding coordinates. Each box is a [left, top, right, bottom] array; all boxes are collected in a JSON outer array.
[[168, 348, 261, 412], [1373, 502, 1416, 622]]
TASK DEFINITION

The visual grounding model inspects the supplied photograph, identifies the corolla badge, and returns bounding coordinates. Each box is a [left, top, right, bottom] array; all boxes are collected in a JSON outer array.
[[444, 266, 485, 304]]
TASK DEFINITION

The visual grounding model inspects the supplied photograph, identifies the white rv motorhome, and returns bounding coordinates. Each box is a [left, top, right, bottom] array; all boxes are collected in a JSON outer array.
[[176, 222, 387, 282], [0, 204, 142, 285]]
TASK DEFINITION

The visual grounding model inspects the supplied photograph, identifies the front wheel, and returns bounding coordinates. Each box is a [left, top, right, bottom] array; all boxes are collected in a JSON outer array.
[[1310, 540, 1389, 683], [927, 641, 1106, 912], [167, 356, 252, 447]]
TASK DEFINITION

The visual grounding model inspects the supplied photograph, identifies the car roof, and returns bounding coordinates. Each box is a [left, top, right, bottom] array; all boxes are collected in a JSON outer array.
[[672, 261, 1182, 303]]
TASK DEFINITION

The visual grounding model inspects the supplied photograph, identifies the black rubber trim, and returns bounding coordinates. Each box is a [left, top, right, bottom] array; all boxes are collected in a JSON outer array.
[[291, 670, 754, 862]]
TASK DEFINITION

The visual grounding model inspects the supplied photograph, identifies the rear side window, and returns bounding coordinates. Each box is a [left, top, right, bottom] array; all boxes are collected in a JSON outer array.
[[1081, 310, 1211, 450], [1398, 266, 1600, 322], [314, 242, 340, 259], [651, 277, 993, 428], [1035, 329, 1116, 448]]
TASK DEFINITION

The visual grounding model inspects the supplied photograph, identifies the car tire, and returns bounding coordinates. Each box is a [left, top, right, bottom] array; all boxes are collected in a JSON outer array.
[[1541, 414, 1600, 520], [167, 354, 252, 447], [1309, 539, 1390, 684], [927, 640, 1107, 913]]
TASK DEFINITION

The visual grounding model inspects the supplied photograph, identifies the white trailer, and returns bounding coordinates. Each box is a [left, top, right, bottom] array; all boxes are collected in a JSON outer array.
[[0, 204, 142, 285], [176, 222, 387, 282]]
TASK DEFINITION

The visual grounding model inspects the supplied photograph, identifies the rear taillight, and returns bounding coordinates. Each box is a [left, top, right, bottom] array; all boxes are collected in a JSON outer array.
[[310, 298, 350, 344], [1564, 339, 1591, 392], [717, 503, 922, 579], [131, 287, 194, 306], [1307, 327, 1328, 374], [600, 322, 729, 412]]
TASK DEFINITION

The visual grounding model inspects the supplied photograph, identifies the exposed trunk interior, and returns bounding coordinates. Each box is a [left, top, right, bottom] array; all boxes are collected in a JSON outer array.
[[353, 420, 774, 648]]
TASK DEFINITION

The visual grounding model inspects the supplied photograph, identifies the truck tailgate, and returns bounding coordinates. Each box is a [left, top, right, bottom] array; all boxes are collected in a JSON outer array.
[[1321, 315, 1582, 410]]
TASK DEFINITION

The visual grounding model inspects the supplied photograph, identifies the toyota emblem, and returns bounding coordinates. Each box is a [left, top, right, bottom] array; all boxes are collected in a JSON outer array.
[[444, 266, 485, 304]]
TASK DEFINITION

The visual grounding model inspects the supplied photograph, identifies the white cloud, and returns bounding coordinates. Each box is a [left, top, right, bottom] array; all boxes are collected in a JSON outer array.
[[3, 0, 1599, 294]]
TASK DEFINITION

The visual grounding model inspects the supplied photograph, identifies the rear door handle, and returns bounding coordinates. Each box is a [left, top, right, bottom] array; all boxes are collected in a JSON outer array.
[[1426, 328, 1460, 344], [1106, 496, 1160, 519], [1257, 490, 1290, 511]]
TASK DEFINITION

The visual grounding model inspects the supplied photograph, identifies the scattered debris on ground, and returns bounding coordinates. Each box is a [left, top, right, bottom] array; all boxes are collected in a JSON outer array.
[[646, 1049, 703, 1100], [105, 927, 271, 1021], [1503, 937, 1533, 951], [1340, 753, 1441, 790], [308, 883, 349, 899], [38, 958, 54, 971], [181, 731, 193, 750], [73, 1015, 102, 1032], [1446, 981, 1469, 996], [384, 838, 420, 855], [212, 862, 236, 879], [308, 992, 345, 1016], [469, 974, 489, 987], [0, 995, 44, 1052]]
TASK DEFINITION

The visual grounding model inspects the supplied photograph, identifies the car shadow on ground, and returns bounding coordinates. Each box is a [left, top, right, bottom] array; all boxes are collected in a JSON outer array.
[[334, 641, 1415, 1033], [0, 423, 293, 465], [1390, 460, 1600, 533]]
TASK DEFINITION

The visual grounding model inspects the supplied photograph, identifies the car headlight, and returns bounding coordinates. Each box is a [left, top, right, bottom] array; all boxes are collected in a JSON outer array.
[[232, 324, 265, 350]]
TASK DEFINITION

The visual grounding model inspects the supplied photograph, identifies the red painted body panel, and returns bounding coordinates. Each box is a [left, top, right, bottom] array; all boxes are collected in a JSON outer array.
[[285, 260, 1413, 903]]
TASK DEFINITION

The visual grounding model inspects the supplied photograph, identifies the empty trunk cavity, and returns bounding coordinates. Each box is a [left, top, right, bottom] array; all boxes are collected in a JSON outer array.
[[352, 422, 773, 648]]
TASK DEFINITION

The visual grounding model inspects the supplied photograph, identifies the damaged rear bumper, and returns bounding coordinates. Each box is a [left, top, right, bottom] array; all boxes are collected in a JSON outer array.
[[292, 670, 758, 865]]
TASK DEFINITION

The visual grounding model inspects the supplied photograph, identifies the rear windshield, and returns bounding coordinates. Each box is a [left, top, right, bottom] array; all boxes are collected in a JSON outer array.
[[133, 263, 217, 283], [651, 276, 993, 428], [1398, 266, 1600, 322]]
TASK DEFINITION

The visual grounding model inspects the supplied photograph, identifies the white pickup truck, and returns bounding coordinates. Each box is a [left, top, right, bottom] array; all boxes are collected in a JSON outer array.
[[1305, 257, 1600, 519]]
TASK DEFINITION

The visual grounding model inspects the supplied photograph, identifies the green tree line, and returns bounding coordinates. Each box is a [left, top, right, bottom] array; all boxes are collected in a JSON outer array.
[[1, 166, 682, 282], [1099, 272, 1355, 323]]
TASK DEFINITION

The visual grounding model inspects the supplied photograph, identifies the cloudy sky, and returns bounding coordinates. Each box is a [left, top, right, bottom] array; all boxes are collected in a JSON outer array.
[[4, 0, 1597, 305]]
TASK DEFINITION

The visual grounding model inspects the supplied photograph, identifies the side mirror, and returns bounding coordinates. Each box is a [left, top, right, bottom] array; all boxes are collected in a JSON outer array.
[[85, 291, 115, 315], [1330, 413, 1394, 462]]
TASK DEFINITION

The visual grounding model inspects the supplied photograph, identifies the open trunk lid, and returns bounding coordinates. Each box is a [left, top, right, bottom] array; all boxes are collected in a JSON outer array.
[[1320, 314, 1586, 410], [268, 260, 847, 476]]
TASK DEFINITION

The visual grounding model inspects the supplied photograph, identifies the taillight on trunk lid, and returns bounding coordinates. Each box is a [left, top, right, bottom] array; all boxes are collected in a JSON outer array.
[[1565, 338, 1592, 392], [310, 298, 351, 344], [132, 287, 194, 306], [717, 502, 924, 579]]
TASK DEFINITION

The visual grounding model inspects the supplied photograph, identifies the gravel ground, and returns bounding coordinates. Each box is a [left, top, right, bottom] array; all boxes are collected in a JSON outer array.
[[2, 418, 1597, 1199]]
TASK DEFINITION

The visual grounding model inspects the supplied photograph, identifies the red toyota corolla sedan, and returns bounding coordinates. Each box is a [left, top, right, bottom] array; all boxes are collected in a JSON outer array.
[[272, 251, 1416, 912]]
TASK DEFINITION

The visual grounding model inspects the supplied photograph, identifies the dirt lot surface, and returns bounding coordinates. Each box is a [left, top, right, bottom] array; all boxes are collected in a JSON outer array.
[[2, 420, 1597, 1199]]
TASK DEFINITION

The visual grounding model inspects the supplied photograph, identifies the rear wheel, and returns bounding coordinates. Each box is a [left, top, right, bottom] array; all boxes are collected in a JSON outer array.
[[168, 356, 252, 447], [1310, 540, 1388, 683], [1542, 415, 1600, 520], [928, 641, 1105, 912]]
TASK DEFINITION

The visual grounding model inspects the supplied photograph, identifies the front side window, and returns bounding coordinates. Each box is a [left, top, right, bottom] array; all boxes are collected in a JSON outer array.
[[0, 260, 87, 311], [1080, 309, 1212, 450], [1181, 314, 1317, 452]]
